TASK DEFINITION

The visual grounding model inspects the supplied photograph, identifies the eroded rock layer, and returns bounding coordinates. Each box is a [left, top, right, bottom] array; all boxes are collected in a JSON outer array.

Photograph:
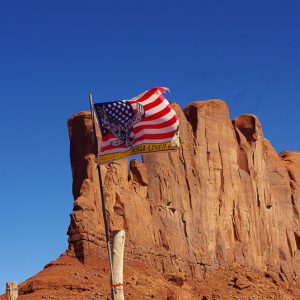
[[67, 100, 300, 285]]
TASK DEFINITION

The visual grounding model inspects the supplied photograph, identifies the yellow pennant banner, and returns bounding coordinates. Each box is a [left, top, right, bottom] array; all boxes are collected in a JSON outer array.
[[98, 141, 179, 164]]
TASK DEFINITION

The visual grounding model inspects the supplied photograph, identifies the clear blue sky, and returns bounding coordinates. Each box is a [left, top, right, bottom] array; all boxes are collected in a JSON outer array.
[[0, 0, 299, 291]]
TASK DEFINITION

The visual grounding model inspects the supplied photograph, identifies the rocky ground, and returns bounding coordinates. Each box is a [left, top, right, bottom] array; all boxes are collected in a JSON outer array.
[[1, 251, 299, 299]]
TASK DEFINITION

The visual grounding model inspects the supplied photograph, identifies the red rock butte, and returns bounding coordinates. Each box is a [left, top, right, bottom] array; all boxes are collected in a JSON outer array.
[[2, 99, 300, 299]]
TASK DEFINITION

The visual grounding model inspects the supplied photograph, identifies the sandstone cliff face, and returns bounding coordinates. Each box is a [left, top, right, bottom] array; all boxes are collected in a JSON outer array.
[[67, 100, 300, 286]]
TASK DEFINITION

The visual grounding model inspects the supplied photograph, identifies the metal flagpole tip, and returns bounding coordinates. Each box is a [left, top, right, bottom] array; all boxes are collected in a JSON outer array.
[[89, 93, 93, 103]]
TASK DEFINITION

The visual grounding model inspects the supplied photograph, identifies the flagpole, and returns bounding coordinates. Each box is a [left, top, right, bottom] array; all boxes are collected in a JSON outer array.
[[89, 94, 116, 300]]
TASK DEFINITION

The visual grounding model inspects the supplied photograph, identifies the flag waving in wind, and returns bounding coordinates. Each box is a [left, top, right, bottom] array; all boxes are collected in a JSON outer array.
[[94, 87, 180, 163]]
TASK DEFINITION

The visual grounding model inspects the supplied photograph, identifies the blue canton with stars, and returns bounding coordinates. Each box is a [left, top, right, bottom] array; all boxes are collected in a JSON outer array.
[[94, 101, 134, 136]]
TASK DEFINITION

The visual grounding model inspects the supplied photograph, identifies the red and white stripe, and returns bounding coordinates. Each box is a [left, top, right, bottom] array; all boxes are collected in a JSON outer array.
[[100, 87, 179, 154]]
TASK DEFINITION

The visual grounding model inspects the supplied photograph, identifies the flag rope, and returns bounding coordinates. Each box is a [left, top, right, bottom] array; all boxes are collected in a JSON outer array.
[[89, 94, 116, 300]]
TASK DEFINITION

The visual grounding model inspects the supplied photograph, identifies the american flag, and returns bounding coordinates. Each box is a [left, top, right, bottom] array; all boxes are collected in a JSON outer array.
[[94, 87, 180, 163]]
